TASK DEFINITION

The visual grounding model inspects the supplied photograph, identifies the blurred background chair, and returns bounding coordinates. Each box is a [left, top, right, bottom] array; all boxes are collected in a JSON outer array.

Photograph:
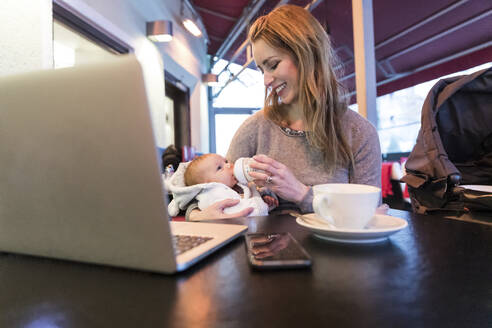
[[181, 145, 196, 162], [382, 161, 412, 210]]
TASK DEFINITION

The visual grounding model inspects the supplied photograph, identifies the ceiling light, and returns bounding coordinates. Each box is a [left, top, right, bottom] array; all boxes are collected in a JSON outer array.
[[183, 19, 202, 37], [146, 20, 173, 42]]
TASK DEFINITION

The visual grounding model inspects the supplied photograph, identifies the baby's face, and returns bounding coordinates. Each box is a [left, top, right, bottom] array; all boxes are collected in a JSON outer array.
[[200, 154, 237, 187]]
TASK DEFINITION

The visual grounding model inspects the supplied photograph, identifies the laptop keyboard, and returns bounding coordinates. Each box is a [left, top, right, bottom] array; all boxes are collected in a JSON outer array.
[[172, 234, 213, 255]]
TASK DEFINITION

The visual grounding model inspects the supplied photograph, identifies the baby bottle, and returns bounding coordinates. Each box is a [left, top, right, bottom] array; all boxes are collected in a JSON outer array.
[[233, 157, 265, 184]]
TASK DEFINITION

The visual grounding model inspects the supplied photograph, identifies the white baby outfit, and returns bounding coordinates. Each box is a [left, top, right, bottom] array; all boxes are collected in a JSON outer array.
[[165, 162, 269, 217]]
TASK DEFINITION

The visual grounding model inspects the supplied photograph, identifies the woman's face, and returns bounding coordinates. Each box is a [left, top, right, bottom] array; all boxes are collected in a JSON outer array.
[[252, 39, 299, 105]]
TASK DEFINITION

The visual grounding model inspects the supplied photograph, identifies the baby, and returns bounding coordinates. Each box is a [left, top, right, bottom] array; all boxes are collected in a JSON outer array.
[[166, 154, 277, 217]]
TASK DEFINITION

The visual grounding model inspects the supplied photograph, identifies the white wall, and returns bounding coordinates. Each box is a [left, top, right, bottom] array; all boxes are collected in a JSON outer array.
[[0, 0, 210, 152], [0, 0, 53, 76]]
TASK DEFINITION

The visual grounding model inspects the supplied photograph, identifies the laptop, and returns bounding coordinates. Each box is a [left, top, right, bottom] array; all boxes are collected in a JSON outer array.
[[0, 55, 247, 273]]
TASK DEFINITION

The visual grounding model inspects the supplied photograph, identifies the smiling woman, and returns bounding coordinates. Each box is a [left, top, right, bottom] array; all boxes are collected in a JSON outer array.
[[186, 5, 382, 221], [246, 4, 359, 174]]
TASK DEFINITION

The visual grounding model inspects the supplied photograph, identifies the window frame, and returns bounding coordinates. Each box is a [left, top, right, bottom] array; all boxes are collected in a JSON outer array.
[[52, 0, 132, 55], [209, 104, 258, 154]]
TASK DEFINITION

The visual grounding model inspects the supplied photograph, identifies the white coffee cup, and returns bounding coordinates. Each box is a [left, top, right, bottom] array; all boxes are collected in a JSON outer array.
[[312, 184, 381, 229]]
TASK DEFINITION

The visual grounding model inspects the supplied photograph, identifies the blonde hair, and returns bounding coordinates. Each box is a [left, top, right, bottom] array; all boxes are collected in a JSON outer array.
[[248, 4, 354, 174], [184, 154, 213, 186]]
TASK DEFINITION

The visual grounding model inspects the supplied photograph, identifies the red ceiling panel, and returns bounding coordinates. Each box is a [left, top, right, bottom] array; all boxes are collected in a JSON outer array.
[[192, 0, 492, 97], [198, 11, 235, 39], [194, 0, 251, 54], [195, 0, 249, 17]]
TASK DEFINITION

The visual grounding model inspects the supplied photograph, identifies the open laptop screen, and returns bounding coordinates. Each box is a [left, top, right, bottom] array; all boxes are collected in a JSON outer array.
[[0, 56, 179, 271]]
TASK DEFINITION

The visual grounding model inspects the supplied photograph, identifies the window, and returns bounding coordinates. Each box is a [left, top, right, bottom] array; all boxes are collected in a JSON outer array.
[[53, 21, 116, 69], [215, 113, 255, 156], [52, 2, 131, 69], [377, 62, 492, 155], [209, 59, 263, 153], [212, 59, 264, 108]]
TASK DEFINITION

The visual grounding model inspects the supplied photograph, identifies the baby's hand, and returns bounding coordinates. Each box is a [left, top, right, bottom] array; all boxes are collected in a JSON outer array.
[[262, 195, 278, 210]]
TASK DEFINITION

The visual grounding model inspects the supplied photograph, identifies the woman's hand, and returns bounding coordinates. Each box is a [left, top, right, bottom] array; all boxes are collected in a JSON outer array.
[[248, 154, 309, 203], [189, 199, 254, 221]]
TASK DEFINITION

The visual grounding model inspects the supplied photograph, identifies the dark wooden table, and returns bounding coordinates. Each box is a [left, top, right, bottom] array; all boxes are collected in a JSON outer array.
[[1, 209, 492, 327]]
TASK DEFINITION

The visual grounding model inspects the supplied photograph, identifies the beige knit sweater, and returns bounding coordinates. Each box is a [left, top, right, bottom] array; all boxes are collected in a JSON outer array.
[[185, 108, 381, 219], [225, 109, 382, 214]]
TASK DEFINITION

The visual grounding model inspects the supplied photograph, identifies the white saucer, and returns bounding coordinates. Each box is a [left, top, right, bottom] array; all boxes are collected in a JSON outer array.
[[296, 213, 408, 244], [461, 185, 492, 193]]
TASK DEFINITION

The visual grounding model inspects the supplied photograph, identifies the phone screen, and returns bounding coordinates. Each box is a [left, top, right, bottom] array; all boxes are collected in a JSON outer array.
[[244, 233, 312, 268]]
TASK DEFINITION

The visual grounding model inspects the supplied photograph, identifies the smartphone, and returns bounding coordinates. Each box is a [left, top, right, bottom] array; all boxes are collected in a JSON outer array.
[[244, 232, 312, 269]]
